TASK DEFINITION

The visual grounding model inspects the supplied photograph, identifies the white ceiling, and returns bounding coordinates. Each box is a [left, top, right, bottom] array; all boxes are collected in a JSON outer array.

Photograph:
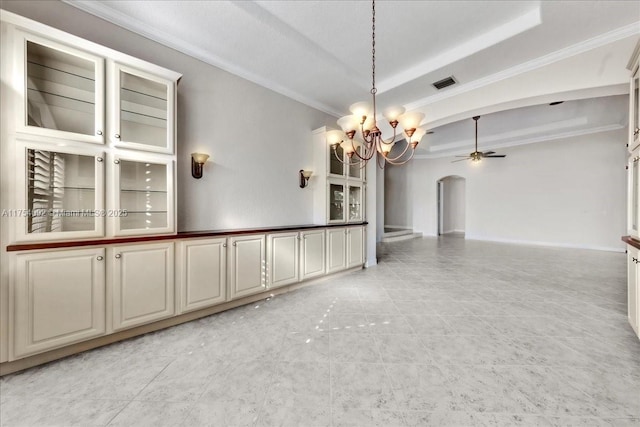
[[65, 0, 640, 154]]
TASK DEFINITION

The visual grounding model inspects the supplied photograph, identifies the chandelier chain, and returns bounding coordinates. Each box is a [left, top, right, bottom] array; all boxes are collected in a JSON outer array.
[[371, 0, 376, 96]]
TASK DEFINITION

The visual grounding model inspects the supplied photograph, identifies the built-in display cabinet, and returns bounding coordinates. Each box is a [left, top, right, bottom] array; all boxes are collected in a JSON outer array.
[[312, 127, 366, 225], [1, 12, 181, 244], [625, 41, 640, 341]]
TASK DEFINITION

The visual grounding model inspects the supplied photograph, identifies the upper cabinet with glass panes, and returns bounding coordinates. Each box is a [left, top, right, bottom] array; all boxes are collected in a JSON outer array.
[[18, 32, 105, 144], [327, 139, 365, 182], [110, 63, 175, 154], [14, 29, 179, 155]]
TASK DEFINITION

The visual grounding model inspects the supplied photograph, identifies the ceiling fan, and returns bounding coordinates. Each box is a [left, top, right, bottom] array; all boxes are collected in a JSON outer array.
[[452, 116, 506, 163]]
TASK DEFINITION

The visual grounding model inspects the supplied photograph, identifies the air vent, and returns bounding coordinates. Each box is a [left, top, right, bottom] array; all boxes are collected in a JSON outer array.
[[432, 76, 457, 90], [549, 101, 564, 106]]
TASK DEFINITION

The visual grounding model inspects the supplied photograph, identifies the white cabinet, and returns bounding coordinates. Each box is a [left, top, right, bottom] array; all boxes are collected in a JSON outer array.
[[628, 246, 640, 338], [327, 226, 365, 273], [628, 151, 640, 239], [111, 154, 175, 236], [312, 127, 366, 225], [177, 238, 227, 314], [12, 247, 106, 358], [15, 30, 106, 144], [267, 232, 299, 289], [630, 62, 640, 153], [229, 234, 266, 299], [300, 229, 326, 280], [327, 228, 347, 273], [3, 17, 181, 244], [347, 226, 365, 268], [109, 62, 175, 154], [111, 242, 174, 331]]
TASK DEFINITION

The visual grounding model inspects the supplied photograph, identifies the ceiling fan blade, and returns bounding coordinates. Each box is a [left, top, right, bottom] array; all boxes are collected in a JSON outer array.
[[454, 155, 471, 157], [482, 151, 495, 155], [484, 155, 506, 158], [451, 158, 471, 163]]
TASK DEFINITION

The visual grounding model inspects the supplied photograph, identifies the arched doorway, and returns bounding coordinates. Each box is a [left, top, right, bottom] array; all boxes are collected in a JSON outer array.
[[437, 176, 466, 236]]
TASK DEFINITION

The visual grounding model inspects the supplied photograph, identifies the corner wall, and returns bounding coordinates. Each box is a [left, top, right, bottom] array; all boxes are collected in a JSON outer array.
[[411, 129, 627, 251]]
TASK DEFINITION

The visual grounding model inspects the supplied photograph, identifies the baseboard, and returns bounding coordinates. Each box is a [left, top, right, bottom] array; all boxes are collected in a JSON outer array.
[[464, 234, 625, 253], [365, 257, 378, 267], [383, 225, 410, 230]]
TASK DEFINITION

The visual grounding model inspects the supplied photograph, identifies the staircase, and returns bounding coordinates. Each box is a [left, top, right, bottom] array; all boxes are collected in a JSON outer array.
[[381, 228, 422, 243]]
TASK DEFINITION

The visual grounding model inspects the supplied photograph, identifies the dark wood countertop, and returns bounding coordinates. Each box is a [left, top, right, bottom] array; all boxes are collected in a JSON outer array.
[[6, 222, 368, 252], [622, 235, 640, 250]]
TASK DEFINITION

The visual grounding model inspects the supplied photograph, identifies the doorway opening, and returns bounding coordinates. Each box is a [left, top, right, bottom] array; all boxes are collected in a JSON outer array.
[[437, 176, 466, 237]]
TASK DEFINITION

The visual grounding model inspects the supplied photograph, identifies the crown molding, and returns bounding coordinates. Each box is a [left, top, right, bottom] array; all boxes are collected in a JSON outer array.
[[413, 123, 625, 159], [62, 0, 344, 118], [405, 21, 640, 111]]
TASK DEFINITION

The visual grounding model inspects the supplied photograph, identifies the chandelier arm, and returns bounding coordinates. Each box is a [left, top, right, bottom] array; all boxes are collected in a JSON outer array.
[[382, 139, 412, 162], [351, 134, 377, 162], [385, 146, 417, 166], [332, 146, 367, 166], [378, 126, 399, 146]]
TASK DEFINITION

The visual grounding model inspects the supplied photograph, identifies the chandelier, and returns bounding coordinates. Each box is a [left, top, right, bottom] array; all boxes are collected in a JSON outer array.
[[327, 0, 426, 168]]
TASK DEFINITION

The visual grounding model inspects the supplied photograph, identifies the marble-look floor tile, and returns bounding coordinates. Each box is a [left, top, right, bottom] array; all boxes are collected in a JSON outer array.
[[0, 397, 128, 427], [258, 405, 331, 427], [331, 333, 382, 363], [374, 334, 432, 364], [181, 402, 259, 427], [331, 363, 398, 411], [107, 401, 192, 427], [265, 361, 330, 408], [385, 364, 461, 412], [279, 331, 330, 362], [332, 408, 406, 427]]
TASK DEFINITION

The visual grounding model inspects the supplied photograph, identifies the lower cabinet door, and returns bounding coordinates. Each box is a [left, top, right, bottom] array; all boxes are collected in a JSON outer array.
[[229, 234, 266, 299], [111, 242, 174, 331], [300, 230, 326, 280], [267, 232, 299, 289], [327, 228, 347, 273], [177, 238, 227, 313], [13, 248, 106, 358], [347, 226, 365, 268], [629, 246, 640, 337]]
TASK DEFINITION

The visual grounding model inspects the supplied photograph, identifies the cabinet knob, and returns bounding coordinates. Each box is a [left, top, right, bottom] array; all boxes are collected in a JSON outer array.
[[223, 243, 227, 248], [96, 130, 103, 136], [115, 253, 121, 259], [114, 159, 120, 165], [96, 157, 103, 163], [96, 256, 103, 261], [635, 128, 640, 136], [114, 134, 121, 139], [233, 242, 237, 247]]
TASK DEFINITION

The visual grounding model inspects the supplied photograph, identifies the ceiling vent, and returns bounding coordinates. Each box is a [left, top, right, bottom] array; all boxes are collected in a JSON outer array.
[[432, 76, 457, 90]]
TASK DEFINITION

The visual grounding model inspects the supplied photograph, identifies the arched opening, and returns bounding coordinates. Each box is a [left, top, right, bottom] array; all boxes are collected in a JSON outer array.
[[437, 175, 466, 237]]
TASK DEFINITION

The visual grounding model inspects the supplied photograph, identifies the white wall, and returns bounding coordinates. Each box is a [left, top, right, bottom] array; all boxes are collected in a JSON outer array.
[[411, 129, 627, 251], [1, 0, 338, 232], [441, 176, 465, 234], [384, 163, 412, 228]]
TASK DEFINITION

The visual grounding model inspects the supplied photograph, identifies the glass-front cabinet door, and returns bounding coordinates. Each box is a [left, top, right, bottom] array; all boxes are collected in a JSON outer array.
[[348, 144, 365, 181], [18, 32, 105, 143], [329, 144, 345, 177], [328, 181, 345, 223], [630, 154, 640, 238], [111, 63, 174, 154], [632, 66, 640, 152], [15, 142, 105, 241], [112, 155, 174, 236], [347, 184, 364, 222]]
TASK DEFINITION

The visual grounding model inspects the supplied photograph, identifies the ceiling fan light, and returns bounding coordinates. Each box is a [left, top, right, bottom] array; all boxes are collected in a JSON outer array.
[[398, 111, 425, 131]]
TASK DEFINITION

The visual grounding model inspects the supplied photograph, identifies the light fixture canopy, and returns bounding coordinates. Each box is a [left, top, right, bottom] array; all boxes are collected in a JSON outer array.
[[191, 152, 209, 179], [299, 169, 313, 188], [332, 0, 427, 169]]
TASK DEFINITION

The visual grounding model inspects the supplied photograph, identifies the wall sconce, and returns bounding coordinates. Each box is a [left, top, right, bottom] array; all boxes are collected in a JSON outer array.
[[299, 170, 312, 188], [191, 153, 209, 179]]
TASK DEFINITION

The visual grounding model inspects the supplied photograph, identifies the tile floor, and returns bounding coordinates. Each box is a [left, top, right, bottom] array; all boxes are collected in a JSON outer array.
[[1, 237, 639, 426]]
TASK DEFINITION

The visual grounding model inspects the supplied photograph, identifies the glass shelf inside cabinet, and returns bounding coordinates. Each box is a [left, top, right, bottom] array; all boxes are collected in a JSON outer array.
[[119, 160, 168, 230], [27, 149, 97, 233], [120, 71, 168, 148], [348, 185, 362, 221], [330, 144, 344, 176], [26, 41, 96, 136], [348, 146, 363, 179], [329, 183, 345, 221]]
